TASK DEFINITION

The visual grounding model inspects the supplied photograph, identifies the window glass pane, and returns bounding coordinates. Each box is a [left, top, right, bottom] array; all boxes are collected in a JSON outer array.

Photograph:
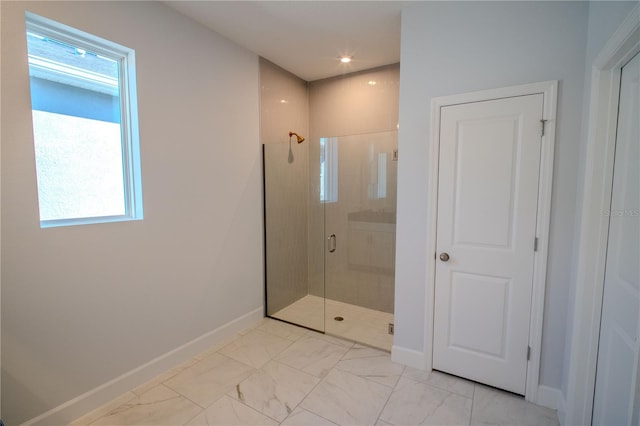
[[27, 29, 128, 222]]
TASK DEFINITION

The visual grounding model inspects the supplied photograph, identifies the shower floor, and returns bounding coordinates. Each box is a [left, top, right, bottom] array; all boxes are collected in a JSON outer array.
[[272, 294, 394, 351]]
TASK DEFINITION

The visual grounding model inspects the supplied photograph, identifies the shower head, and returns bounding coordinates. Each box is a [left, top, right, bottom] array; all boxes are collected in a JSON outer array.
[[289, 131, 305, 143]]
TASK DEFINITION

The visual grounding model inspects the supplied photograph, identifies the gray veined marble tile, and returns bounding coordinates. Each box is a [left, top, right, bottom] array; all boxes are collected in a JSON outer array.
[[192, 334, 241, 361], [184, 395, 277, 426], [403, 367, 475, 399], [280, 407, 338, 426], [256, 318, 307, 341], [275, 336, 350, 378], [91, 385, 201, 426], [219, 329, 293, 368], [471, 384, 559, 426], [69, 392, 137, 426], [133, 358, 201, 397], [228, 360, 320, 421], [163, 352, 255, 408], [341, 344, 390, 360], [300, 368, 392, 426], [380, 377, 472, 426], [305, 330, 355, 348], [334, 349, 404, 388], [239, 318, 270, 335]]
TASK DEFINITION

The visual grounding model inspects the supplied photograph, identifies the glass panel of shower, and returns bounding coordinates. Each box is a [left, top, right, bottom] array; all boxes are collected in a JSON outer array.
[[322, 130, 397, 350], [264, 130, 397, 350], [264, 140, 325, 332]]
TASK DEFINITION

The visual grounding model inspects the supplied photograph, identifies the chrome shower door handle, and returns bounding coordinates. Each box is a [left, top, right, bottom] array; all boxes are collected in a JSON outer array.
[[328, 234, 336, 253]]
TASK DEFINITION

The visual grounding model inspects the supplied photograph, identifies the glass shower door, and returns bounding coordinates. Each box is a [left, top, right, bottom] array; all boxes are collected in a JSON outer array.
[[263, 141, 325, 332], [322, 130, 397, 350]]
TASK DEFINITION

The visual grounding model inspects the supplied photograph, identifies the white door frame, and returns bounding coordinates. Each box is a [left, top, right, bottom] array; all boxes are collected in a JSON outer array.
[[564, 5, 640, 425], [425, 80, 558, 404]]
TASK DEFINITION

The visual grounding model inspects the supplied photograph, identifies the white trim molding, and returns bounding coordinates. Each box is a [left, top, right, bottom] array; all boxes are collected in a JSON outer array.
[[21, 307, 264, 426], [563, 5, 640, 426], [537, 385, 563, 410], [425, 80, 558, 404], [391, 345, 427, 370]]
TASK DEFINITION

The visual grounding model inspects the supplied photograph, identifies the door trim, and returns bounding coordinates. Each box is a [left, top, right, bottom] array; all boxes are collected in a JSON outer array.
[[564, 5, 640, 425], [425, 80, 558, 404]]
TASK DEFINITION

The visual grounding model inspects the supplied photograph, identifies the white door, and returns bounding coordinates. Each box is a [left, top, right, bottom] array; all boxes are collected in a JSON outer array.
[[592, 51, 640, 425], [433, 94, 543, 395]]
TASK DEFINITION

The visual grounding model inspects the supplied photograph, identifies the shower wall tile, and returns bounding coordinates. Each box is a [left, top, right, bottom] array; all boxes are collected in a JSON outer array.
[[309, 64, 399, 138], [264, 142, 310, 313], [264, 61, 399, 317], [260, 58, 309, 145], [261, 58, 311, 314]]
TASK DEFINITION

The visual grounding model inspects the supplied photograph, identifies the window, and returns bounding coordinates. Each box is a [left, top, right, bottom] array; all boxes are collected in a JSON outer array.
[[26, 13, 143, 227], [319, 137, 338, 203]]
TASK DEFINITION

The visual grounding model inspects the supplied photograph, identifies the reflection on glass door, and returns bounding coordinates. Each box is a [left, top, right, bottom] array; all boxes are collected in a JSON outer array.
[[323, 131, 397, 350]]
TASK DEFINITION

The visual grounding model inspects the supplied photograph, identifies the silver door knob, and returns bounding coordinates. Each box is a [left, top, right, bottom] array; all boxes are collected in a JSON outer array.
[[439, 252, 450, 262]]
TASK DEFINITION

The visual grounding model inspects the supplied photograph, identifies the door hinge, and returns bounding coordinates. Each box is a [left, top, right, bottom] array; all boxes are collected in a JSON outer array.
[[534, 237, 539, 252], [527, 345, 531, 361], [388, 323, 395, 335], [540, 119, 548, 137]]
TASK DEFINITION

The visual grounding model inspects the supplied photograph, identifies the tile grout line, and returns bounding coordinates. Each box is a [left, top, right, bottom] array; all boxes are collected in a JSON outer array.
[[374, 365, 403, 426], [216, 328, 333, 425], [82, 319, 402, 426], [268, 340, 350, 383], [75, 322, 268, 426], [235, 328, 339, 425], [277, 364, 337, 426], [469, 383, 476, 426]]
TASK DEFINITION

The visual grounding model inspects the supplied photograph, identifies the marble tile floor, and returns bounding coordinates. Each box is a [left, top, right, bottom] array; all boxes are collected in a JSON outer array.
[[272, 295, 394, 351], [70, 318, 559, 426]]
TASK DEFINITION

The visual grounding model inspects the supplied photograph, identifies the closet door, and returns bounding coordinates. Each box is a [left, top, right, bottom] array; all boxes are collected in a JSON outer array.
[[433, 93, 543, 395], [592, 52, 640, 425]]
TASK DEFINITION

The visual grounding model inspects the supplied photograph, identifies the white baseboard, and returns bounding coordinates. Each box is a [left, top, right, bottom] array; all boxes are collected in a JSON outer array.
[[22, 307, 264, 426], [537, 385, 562, 410], [391, 345, 427, 369], [557, 390, 567, 425]]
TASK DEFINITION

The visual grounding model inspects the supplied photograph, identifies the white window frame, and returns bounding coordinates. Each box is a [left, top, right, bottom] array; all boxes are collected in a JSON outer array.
[[320, 137, 338, 203], [26, 12, 143, 228]]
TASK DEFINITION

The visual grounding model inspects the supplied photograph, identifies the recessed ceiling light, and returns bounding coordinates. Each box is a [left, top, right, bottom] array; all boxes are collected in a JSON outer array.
[[340, 56, 352, 63], [368, 80, 377, 86]]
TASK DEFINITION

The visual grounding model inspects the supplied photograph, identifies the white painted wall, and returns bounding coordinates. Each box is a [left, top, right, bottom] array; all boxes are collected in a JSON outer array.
[[395, 1, 588, 389], [1, 1, 261, 424]]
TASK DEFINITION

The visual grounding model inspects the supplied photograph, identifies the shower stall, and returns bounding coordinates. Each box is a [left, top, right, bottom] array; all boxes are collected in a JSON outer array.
[[263, 130, 397, 351]]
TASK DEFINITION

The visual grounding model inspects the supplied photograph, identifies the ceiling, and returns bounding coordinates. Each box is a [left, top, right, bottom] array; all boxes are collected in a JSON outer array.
[[164, 1, 404, 82]]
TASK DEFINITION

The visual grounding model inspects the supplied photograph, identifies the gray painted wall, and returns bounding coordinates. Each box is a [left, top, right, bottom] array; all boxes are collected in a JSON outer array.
[[395, 1, 589, 390], [1, 1, 262, 424]]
